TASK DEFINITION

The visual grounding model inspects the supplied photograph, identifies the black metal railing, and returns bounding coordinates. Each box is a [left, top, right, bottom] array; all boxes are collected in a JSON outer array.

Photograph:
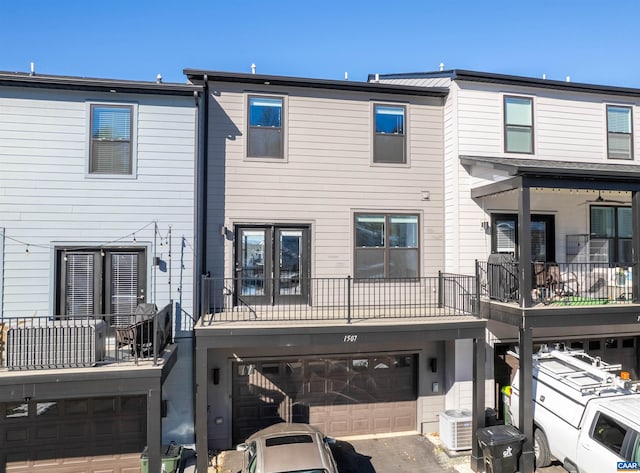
[[0, 302, 173, 370], [200, 274, 477, 323], [478, 259, 637, 306]]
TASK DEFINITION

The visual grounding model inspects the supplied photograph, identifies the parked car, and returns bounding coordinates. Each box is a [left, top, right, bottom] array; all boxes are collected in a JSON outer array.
[[236, 422, 338, 473]]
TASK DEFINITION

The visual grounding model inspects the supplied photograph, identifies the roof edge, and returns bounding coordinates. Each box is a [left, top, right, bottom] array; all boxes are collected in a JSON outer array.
[[0, 71, 201, 96], [376, 69, 640, 98], [184, 69, 448, 97]]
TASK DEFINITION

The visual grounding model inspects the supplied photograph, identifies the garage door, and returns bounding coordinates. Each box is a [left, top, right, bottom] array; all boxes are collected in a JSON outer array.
[[0, 396, 146, 473], [232, 354, 417, 443]]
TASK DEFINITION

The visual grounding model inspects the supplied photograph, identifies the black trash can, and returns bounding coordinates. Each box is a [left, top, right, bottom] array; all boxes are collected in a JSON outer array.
[[477, 425, 525, 473]]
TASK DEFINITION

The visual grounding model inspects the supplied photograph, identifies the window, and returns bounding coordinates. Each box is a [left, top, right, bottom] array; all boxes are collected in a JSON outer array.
[[56, 247, 146, 316], [607, 105, 633, 160], [491, 214, 555, 262], [591, 412, 628, 456], [373, 104, 406, 163], [504, 96, 533, 154], [354, 214, 419, 278], [89, 104, 134, 175], [248, 96, 283, 158], [590, 205, 632, 264]]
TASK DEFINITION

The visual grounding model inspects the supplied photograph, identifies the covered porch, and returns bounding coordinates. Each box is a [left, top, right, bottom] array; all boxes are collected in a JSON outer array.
[[463, 155, 640, 473]]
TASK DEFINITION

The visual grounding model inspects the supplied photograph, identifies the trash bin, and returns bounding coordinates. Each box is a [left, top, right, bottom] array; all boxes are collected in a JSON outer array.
[[140, 443, 183, 473], [477, 424, 525, 473]]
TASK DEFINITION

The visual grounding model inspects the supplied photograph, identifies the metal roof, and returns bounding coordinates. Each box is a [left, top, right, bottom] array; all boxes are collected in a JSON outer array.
[[183, 69, 449, 97], [375, 69, 640, 98], [0, 71, 201, 96]]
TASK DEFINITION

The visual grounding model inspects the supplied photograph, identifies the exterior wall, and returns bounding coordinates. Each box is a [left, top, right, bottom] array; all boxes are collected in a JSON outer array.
[[205, 83, 445, 280], [0, 84, 198, 445], [456, 81, 640, 164], [0, 85, 196, 321], [205, 338, 448, 449]]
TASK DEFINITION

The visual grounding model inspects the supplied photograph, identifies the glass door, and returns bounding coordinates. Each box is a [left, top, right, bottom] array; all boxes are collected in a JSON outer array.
[[236, 228, 271, 305], [275, 228, 309, 304], [235, 226, 309, 305]]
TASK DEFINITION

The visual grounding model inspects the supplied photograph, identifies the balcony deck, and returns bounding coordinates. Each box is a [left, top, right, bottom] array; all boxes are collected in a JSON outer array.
[[198, 274, 479, 328], [0, 303, 173, 373]]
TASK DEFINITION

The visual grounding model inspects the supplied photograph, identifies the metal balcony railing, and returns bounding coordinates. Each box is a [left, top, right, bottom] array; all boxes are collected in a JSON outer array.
[[477, 259, 637, 306], [199, 274, 477, 323], [0, 302, 173, 370]]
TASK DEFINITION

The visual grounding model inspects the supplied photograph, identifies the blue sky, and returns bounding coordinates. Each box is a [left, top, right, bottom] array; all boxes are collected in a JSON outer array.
[[2, 0, 640, 87]]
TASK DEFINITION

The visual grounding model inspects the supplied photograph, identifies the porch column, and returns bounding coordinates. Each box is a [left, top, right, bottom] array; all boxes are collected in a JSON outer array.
[[518, 326, 534, 473], [195, 342, 210, 473], [147, 383, 162, 473], [470, 334, 486, 472], [633, 191, 640, 302], [518, 186, 532, 308]]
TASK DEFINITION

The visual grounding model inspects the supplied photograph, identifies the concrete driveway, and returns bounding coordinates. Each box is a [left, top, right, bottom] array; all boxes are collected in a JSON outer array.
[[207, 433, 568, 473]]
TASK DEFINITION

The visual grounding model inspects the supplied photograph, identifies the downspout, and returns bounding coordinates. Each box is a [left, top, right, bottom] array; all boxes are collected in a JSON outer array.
[[195, 76, 208, 320], [193, 75, 208, 470]]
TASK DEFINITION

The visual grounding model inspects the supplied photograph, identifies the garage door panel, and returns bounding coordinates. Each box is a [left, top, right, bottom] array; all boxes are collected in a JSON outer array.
[[232, 354, 417, 443], [0, 397, 145, 473]]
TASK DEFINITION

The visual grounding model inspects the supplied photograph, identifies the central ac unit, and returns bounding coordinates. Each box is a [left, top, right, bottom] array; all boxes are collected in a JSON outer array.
[[439, 409, 472, 451]]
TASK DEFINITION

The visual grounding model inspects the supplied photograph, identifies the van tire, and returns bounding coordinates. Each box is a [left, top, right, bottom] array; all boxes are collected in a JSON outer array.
[[534, 428, 551, 468]]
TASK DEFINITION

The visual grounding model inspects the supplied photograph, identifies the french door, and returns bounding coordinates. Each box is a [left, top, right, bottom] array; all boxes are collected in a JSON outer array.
[[57, 247, 146, 317], [235, 225, 310, 305]]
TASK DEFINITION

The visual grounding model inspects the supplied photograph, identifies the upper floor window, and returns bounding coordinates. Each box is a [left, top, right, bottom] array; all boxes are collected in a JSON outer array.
[[373, 104, 406, 164], [590, 205, 632, 264], [504, 96, 533, 154], [354, 213, 419, 278], [607, 105, 633, 160], [89, 104, 134, 175], [248, 96, 283, 159]]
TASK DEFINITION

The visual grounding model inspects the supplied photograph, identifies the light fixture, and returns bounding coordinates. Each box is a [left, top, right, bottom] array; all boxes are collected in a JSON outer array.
[[25, 245, 30, 254], [63, 252, 68, 261], [133, 233, 137, 243], [100, 249, 105, 257]]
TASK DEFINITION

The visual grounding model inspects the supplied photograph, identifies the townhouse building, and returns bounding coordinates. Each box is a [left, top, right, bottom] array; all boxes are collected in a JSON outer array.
[[0, 72, 200, 473], [185, 69, 487, 473], [376, 69, 640, 472]]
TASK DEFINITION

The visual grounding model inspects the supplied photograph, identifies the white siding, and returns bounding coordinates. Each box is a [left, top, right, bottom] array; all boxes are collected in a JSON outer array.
[[206, 84, 445, 279], [456, 81, 640, 164], [0, 86, 197, 322]]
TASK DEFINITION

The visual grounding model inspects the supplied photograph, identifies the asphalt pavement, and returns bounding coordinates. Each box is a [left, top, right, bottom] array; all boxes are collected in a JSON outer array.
[[203, 432, 568, 473]]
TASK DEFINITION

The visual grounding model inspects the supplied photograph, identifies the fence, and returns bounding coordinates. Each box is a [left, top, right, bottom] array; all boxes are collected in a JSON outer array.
[[200, 274, 477, 323]]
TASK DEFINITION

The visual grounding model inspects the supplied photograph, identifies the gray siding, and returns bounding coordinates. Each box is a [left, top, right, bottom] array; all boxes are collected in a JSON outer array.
[[0, 86, 197, 322], [206, 84, 445, 279]]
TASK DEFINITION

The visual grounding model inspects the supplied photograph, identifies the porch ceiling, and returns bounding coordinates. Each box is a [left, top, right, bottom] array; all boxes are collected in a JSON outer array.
[[461, 156, 640, 199]]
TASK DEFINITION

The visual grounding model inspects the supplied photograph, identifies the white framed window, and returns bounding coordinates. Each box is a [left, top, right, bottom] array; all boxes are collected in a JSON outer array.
[[247, 95, 286, 159], [607, 105, 633, 160], [504, 96, 534, 154], [373, 103, 407, 164], [87, 102, 137, 177], [354, 213, 419, 278]]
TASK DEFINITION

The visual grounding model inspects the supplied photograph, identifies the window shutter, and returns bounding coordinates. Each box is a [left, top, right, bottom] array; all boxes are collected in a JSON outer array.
[[111, 253, 138, 315], [65, 253, 94, 316]]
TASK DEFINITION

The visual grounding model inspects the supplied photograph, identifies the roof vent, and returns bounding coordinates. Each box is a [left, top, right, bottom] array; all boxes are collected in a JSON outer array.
[[30, 62, 35, 76], [251, 63, 256, 74], [439, 62, 444, 72], [566, 75, 571, 82], [156, 74, 162, 84], [542, 73, 546, 80], [344, 71, 348, 80]]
